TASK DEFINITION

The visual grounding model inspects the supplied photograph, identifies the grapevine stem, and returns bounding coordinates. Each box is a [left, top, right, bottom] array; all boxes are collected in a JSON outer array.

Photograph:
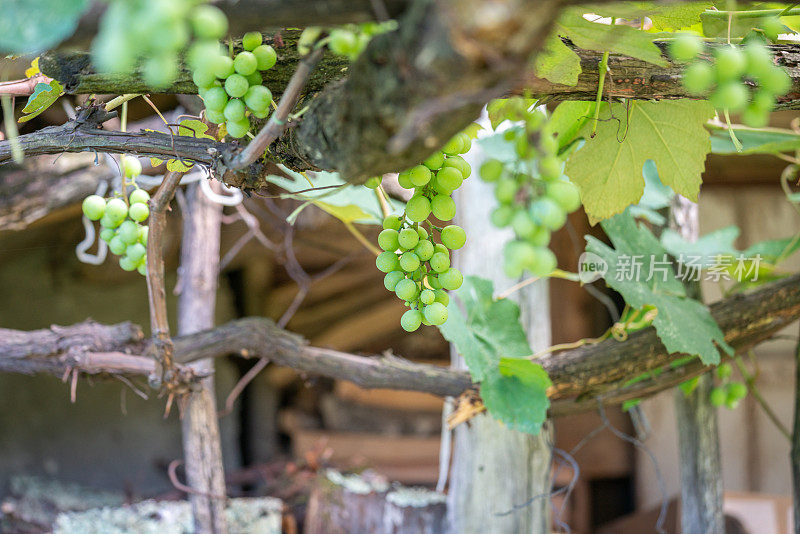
[[723, 110, 743, 152], [496, 269, 579, 300], [735, 352, 791, 440], [375, 185, 392, 218], [105, 94, 141, 112], [0, 95, 22, 164], [704, 7, 800, 18], [343, 221, 381, 256], [591, 51, 610, 137]]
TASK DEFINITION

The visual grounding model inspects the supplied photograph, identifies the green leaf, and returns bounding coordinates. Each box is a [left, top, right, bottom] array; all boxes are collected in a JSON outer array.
[[0, 0, 90, 54], [581, 2, 710, 31], [18, 80, 63, 123], [709, 125, 800, 155], [547, 101, 597, 152], [533, 35, 582, 86], [660, 225, 740, 266], [438, 276, 551, 433], [744, 236, 800, 264], [565, 100, 714, 224], [701, 12, 786, 39], [587, 210, 733, 364]]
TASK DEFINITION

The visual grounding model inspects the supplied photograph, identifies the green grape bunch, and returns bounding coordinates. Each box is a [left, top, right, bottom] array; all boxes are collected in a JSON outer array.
[[372, 132, 472, 332], [708, 362, 748, 410], [669, 33, 791, 128], [298, 21, 397, 60], [189, 18, 277, 139], [479, 100, 582, 279], [81, 156, 151, 276]]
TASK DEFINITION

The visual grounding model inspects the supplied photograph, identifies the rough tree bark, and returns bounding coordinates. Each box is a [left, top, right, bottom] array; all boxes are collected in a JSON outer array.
[[177, 182, 228, 534], [670, 195, 724, 534], [445, 143, 551, 533]]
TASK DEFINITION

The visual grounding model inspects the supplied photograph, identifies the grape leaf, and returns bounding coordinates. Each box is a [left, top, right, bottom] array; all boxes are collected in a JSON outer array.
[[582, 2, 710, 31], [438, 276, 551, 434], [533, 35, 581, 86], [0, 0, 90, 54], [19, 80, 64, 123], [587, 210, 733, 365], [25, 58, 41, 78], [565, 100, 714, 224], [150, 120, 217, 171], [709, 126, 800, 155], [660, 225, 740, 267]]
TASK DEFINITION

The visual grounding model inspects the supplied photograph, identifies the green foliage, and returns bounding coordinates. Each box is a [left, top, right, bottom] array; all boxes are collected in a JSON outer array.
[[586, 211, 733, 364], [709, 125, 800, 155], [439, 276, 551, 434], [150, 119, 217, 172], [582, 2, 710, 31], [19, 80, 64, 123], [564, 100, 715, 223], [0, 0, 90, 53]]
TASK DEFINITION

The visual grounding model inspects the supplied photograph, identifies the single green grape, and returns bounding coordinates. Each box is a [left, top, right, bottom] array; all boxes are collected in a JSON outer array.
[[760, 65, 791, 95], [538, 155, 562, 181], [400, 309, 423, 332], [751, 90, 776, 112], [395, 278, 418, 301], [82, 195, 106, 221], [744, 41, 773, 79], [137, 258, 147, 276], [431, 195, 456, 221], [400, 251, 421, 272], [129, 189, 150, 205], [191, 5, 228, 40], [118, 220, 140, 244], [511, 210, 536, 238], [546, 180, 582, 213], [406, 196, 432, 222], [234, 51, 258, 76], [242, 31, 263, 51], [226, 117, 251, 138], [409, 165, 432, 187], [742, 104, 769, 128], [440, 225, 466, 250], [441, 135, 464, 156], [203, 86, 229, 111], [384, 271, 405, 291], [126, 242, 146, 263], [121, 155, 142, 178], [329, 29, 359, 57], [480, 159, 504, 182], [727, 381, 747, 400], [192, 68, 217, 90], [100, 214, 122, 229], [495, 179, 518, 204], [383, 215, 402, 231], [669, 33, 704, 63], [212, 55, 235, 79], [709, 386, 726, 407], [100, 228, 116, 243], [109, 236, 127, 255], [206, 108, 226, 124], [436, 167, 463, 192], [714, 46, 746, 81], [246, 71, 263, 86], [710, 81, 748, 112], [420, 289, 435, 305], [682, 61, 715, 95], [378, 229, 400, 251], [433, 289, 449, 306], [119, 255, 138, 272], [442, 155, 471, 178], [128, 203, 149, 223], [430, 252, 450, 273], [376, 251, 400, 273], [414, 240, 434, 262], [424, 302, 448, 325], [397, 170, 414, 189], [527, 226, 551, 247], [253, 44, 277, 70], [423, 151, 445, 170], [716, 363, 733, 380], [143, 54, 178, 89], [417, 226, 429, 240], [438, 268, 463, 290], [139, 226, 149, 246], [398, 228, 420, 250], [224, 98, 246, 122], [529, 246, 557, 276], [491, 205, 514, 227], [224, 74, 249, 98], [530, 198, 566, 231], [105, 198, 128, 224]]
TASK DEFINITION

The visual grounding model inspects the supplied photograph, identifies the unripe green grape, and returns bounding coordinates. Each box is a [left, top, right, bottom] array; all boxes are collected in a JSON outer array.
[[246, 71, 263, 86], [430, 252, 450, 273], [440, 225, 466, 250], [364, 176, 382, 189], [716, 362, 733, 380], [511, 209, 536, 238], [398, 228, 420, 250], [744, 42, 773, 79], [727, 381, 747, 400], [433, 289, 449, 306], [760, 65, 791, 95], [224, 74, 249, 98], [420, 289, 435, 305], [203, 86, 229, 112], [105, 198, 128, 223], [417, 226, 429, 240], [709, 386, 726, 407], [406, 165, 430, 187], [546, 180, 582, 213], [539, 133, 558, 155], [383, 215, 402, 231], [480, 158, 504, 182], [531, 198, 566, 231], [100, 228, 115, 243], [414, 240, 434, 262], [400, 309, 423, 332], [376, 250, 400, 272], [430, 175, 453, 196], [122, 155, 142, 178], [406, 196, 432, 222], [384, 270, 405, 291], [128, 202, 149, 223], [504, 239, 535, 269], [431, 195, 456, 221], [442, 155, 471, 178], [420, 315, 433, 326], [710, 82, 748, 112], [438, 268, 463, 290], [119, 255, 138, 272], [252, 107, 270, 119], [226, 117, 251, 138], [234, 51, 258, 75], [118, 220, 140, 244], [682, 61, 715, 95], [395, 278, 418, 301], [436, 167, 463, 191], [82, 195, 106, 221], [742, 104, 769, 128], [427, 275, 442, 289], [143, 54, 178, 89], [241, 85, 271, 115], [253, 44, 277, 70], [137, 259, 147, 276], [434, 243, 448, 255], [192, 68, 217, 89], [515, 135, 533, 159], [529, 246, 557, 276], [442, 135, 463, 156], [669, 33, 704, 62], [126, 242, 146, 263], [242, 31, 263, 51], [188, 41, 225, 71], [223, 98, 246, 122], [538, 155, 562, 181], [378, 229, 400, 251], [109, 236, 127, 255], [527, 226, 551, 247], [212, 55, 235, 79], [713, 46, 746, 81], [100, 214, 122, 229], [139, 226, 149, 246], [424, 151, 445, 170], [490, 205, 514, 227], [129, 188, 150, 205], [329, 29, 359, 57], [424, 302, 448, 325], [751, 90, 776, 112], [191, 5, 228, 40], [397, 170, 414, 189], [400, 251, 421, 272], [725, 397, 740, 410], [205, 108, 226, 124], [495, 179, 518, 204]]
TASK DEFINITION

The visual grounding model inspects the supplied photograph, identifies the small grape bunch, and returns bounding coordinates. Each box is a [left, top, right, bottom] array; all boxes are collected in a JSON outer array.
[[709, 362, 748, 410], [669, 33, 791, 127], [81, 156, 150, 276], [298, 21, 397, 60], [188, 16, 277, 138], [479, 103, 581, 279], [374, 132, 472, 332]]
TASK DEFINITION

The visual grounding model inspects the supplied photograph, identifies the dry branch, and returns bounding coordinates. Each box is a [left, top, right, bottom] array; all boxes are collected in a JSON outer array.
[[3, 273, 799, 417]]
